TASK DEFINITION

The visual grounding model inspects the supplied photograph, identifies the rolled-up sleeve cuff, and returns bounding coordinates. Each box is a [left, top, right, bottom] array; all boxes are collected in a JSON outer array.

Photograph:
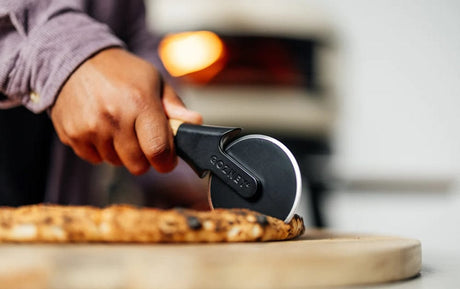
[[14, 12, 124, 113]]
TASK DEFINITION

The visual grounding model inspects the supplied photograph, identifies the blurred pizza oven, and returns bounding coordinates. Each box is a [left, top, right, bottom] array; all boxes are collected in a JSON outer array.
[[149, 0, 336, 139], [159, 31, 318, 89]]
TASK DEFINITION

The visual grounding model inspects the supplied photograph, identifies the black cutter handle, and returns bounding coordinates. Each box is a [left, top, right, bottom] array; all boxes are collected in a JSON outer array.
[[170, 120, 259, 199]]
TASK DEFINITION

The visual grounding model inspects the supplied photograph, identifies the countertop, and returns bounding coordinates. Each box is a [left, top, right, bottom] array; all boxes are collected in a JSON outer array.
[[365, 249, 460, 289]]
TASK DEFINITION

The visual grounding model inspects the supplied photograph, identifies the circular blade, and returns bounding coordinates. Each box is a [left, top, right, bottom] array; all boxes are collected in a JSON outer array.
[[209, 134, 302, 222]]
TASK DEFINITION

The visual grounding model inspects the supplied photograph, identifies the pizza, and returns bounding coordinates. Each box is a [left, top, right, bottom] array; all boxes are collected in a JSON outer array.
[[0, 204, 304, 243]]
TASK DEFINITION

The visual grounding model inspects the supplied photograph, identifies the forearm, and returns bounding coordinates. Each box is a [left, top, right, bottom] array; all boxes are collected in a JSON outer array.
[[0, 0, 124, 113]]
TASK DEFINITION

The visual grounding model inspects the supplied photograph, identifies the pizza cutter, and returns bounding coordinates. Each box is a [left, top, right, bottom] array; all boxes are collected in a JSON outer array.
[[170, 120, 302, 223]]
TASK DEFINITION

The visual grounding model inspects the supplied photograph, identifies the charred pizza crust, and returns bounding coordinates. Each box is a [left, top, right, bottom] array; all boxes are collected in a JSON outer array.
[[0, 205, 304, 243]]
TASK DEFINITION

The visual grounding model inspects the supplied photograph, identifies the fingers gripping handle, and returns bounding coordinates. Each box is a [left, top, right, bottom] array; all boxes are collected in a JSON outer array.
[[169, 120, 260, 199]]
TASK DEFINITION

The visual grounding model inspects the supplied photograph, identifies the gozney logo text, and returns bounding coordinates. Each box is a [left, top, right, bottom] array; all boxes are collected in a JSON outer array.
[[209, 155, 251, 189]]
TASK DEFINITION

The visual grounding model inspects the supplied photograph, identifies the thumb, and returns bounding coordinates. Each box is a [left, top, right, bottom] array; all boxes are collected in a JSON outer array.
[[161, 83, 203, 125]]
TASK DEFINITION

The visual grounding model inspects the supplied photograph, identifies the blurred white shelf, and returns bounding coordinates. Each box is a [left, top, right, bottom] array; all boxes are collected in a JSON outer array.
[[181, 85, 335, 138], [146, 0, 333, 38]]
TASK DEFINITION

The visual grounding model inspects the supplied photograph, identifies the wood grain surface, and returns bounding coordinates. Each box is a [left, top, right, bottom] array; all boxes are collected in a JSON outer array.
[[0, 230, 421, 289]]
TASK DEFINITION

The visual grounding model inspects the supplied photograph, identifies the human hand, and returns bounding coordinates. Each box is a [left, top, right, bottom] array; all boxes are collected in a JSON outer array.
[[50, 48, 202, 175]]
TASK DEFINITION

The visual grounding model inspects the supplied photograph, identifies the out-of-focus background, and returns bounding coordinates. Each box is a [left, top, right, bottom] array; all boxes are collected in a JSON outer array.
[[144, 0, 460, 253]]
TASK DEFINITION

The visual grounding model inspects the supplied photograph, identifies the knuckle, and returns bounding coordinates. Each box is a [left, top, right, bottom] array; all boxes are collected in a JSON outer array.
[[129, 162, 150, 176], [146, 138, 171, 161], [56, 131, 71, 145], [60, 138, 71, 146], [88, 157, 103, 165], [101, 109, 121, 131], [86, 120, 99, 136], [73, 147, 101, 164], [124, 86, 145, 106], [66, 129, 80, 143], [65, 120, 98, 142], [103, 151, 122, 166]]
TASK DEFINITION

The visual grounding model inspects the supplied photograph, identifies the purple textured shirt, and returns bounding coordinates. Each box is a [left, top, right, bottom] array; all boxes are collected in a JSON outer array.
[[0, 0, 165, 204], [0, 0, 160, 112]]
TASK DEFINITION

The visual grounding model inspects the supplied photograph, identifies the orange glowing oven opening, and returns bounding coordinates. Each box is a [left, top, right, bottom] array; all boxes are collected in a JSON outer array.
[[159, 31, 318, 89]]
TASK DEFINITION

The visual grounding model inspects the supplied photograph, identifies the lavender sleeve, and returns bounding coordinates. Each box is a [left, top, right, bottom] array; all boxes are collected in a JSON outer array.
[[118, 0, 167, 75], [0, 0, 124, 113]]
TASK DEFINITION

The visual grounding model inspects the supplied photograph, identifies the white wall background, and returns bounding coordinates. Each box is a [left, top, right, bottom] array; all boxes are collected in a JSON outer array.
[[297, 0, 460, 251], [321, 0, 460, 181]]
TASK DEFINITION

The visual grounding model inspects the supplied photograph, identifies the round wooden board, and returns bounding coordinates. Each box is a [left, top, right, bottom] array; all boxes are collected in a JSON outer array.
[[0, 230, 421, 289]]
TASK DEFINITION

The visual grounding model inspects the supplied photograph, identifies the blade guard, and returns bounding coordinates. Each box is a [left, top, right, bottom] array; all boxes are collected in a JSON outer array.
[[174, 123, 260, 199]]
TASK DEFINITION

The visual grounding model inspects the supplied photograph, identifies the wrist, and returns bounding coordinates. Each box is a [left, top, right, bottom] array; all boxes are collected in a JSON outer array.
[[20, 12, 124, 113]]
